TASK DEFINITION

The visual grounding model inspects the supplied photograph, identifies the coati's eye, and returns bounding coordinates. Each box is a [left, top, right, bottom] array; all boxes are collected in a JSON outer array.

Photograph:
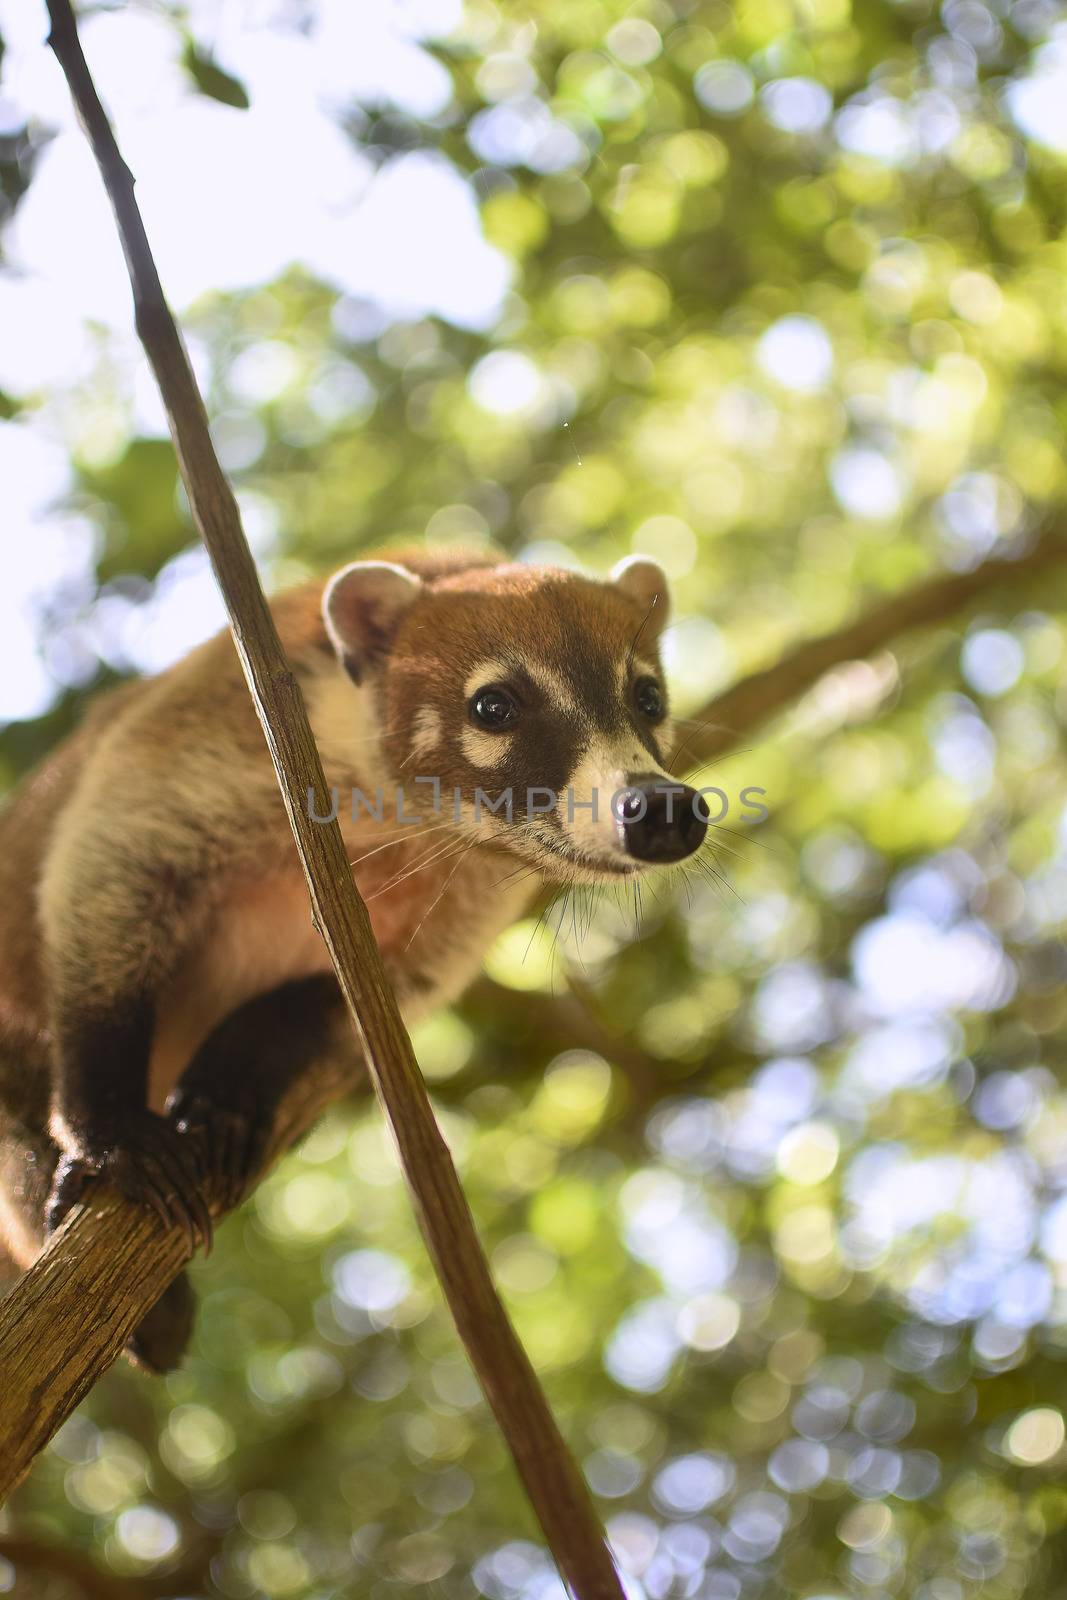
[[634, 676, 665, 722], [470, 685, 520, 730]]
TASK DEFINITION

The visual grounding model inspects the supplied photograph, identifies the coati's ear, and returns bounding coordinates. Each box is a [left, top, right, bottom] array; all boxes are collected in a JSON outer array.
[[323, 561, 422, 684], [610, 555, 671, 639]]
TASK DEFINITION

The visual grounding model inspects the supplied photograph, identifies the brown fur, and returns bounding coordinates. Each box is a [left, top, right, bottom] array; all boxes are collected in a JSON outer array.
[[0, 547, 677, 1328]]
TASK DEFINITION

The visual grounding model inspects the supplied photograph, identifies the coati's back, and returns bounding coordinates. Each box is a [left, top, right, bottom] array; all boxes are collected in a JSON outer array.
[[0, 652, 246, 1071], [0, 705, 119, 1079], [0, 702, 126, 1263]]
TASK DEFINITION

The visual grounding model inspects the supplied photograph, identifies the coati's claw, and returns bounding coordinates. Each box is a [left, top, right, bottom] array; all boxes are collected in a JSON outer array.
[[55, 1111, 211, 1255], [187, 1186, 214, 1255], [45, 1154, 96, 1233], [168, 1089, 271, 1213]]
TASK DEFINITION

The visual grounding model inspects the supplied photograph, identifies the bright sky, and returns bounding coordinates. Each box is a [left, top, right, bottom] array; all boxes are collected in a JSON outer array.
[[1, 3, 1064, 722], [0, 0, 510, 717], [0, 0, 507, 332]]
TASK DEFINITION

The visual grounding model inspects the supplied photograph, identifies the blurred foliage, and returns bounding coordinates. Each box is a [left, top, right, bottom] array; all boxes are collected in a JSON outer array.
[[3, 1, 1067, 1598]]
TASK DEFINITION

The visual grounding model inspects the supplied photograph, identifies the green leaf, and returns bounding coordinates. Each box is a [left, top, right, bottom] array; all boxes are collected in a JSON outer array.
[[181, 40, 250, 111]]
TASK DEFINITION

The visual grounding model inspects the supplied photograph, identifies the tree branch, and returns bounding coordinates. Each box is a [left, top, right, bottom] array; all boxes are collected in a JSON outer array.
[[0, 8, 627, 1596], [0, 1056, 355, 1502], [0, 1536, 154, 1600], [678, 530, 1067, 768]]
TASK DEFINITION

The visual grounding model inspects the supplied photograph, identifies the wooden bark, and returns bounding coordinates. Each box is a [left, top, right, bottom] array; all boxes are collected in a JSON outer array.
[[0, 1056, 353, 1502]]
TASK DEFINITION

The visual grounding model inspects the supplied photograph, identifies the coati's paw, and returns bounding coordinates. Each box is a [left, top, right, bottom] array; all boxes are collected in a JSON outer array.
[[48, 1111, 212, 1254], [167, 1087, 272, 1211]]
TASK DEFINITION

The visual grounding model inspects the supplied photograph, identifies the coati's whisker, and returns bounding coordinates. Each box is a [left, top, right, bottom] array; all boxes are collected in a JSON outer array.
[[553, 887, 576, 969], [348, 820, 453, 870], [394, 746, 425, 772], [580, 886, 601, 943], [670, 715, 735, 728], [567, 892, 589, 973], [524, 883, 568, 963], [404, 839, 481, 952], [666, 727, 743, 775], [691, 854, 744, 903], [489, 859, 543, 893], [697, 833, 747, 865], [625, 593, 660, 677], [666, 731, 755, 774], [713, 820, 774, 853], [361, 836, 464, 900], [379, 838, 479, 903], [364, 835, 473, 902]]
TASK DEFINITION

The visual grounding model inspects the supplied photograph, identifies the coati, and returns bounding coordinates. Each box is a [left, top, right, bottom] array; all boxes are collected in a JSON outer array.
[[0, 547, 709, 1371]]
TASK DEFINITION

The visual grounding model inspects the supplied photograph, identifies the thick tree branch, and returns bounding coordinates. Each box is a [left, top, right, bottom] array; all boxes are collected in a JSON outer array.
[[679, 530, 1067, 768], [0, 8, 627, 1596], [0, 1056, 354, 1502]]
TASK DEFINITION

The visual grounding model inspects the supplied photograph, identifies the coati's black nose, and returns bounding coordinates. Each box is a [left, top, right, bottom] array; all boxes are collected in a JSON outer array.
[[619, 779, 709, 863]]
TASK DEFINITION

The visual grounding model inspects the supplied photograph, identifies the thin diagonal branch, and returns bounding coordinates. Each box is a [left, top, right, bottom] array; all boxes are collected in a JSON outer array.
[[679, 530, 1066, 768], [0, 8, 626, 1596]]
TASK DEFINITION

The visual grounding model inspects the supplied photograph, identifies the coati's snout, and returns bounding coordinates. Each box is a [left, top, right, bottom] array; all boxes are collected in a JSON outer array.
[[619, 779, 710, 864]]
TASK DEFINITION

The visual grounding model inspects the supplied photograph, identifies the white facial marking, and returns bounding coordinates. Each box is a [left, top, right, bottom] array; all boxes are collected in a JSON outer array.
[[461, 726, 514, 770], [410, 706, 442, 761], [526, 662, 582, 720], [303, 660, 383, 782], [464, 658, 515, 702], [621, 657, 661, 705]]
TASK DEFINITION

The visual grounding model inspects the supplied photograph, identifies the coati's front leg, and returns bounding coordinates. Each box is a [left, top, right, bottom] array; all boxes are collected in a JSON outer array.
[[39, 786, 219, 1248], [47, 978, 355, 1374], [128, 976, 356, 1372], [167, 974, 351, 1208], [0, 1069, 200, 1374], [47, 994, 212, 1249]]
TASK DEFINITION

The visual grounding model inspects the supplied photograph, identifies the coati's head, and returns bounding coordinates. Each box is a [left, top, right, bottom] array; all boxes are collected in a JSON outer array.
[[321, 555, 709, 882]]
